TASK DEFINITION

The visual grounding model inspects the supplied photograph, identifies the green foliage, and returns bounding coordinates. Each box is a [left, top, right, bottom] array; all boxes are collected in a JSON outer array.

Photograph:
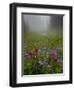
[[51, 62, 62, 73], [23, 30, 63, 75]]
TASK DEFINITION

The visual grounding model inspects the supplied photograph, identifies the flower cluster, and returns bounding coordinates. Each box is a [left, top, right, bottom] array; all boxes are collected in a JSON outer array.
[[25, 47, 62, 64], [24, 46, 63, 75]]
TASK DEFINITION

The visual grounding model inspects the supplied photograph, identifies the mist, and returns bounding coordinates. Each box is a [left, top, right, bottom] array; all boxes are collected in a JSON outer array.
[[22, 14, 63, 33]]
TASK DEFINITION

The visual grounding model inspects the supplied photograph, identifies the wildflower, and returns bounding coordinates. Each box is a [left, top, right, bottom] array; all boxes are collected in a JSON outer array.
[[51, 51, 58, 60], [34, 55, 37, 59], [38, 60, 43, 66], [41, 47, 46, 54], [25, 52, 32, 59], [31, 48, 35, 54], [34, 48, 39, 55], [35, 48, 39, 53]]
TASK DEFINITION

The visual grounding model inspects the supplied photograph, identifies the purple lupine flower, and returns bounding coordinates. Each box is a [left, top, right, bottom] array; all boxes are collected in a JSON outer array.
[[51, 51, 58, 60], [28, 52, 32, 59]]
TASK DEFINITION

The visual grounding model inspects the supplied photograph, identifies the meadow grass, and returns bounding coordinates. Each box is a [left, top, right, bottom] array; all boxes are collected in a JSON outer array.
[[23, 29, 63, 75]]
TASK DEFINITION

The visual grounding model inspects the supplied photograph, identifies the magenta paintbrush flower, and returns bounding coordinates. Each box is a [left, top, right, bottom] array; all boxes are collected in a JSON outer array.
[[51, 51, 58, 60], [25, 52, 32, 59]]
